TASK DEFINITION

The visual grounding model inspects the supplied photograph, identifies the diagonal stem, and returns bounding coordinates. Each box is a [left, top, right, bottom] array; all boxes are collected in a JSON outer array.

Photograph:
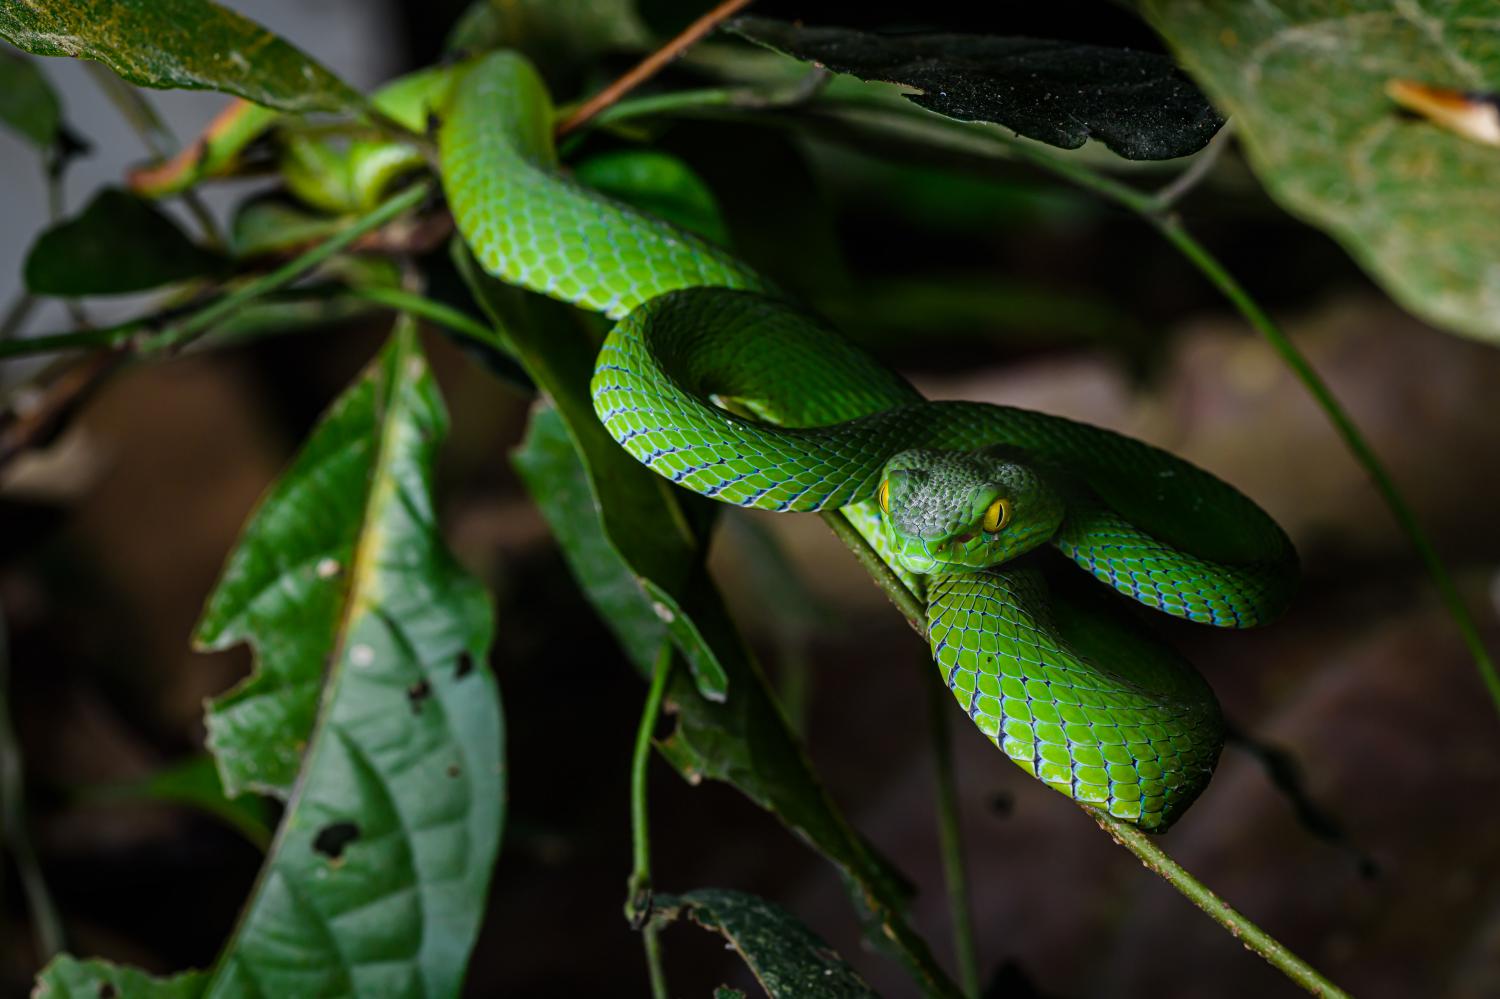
[[819, 510, 1349, 998], [555, 0, 757, 137]]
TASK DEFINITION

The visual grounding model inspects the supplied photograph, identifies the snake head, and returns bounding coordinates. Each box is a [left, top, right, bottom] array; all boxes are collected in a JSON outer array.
[[877, 448, 1064, 574]]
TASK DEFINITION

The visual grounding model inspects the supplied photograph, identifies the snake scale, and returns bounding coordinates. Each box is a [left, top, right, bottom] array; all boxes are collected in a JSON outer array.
[[441, 51, 1298, 830]]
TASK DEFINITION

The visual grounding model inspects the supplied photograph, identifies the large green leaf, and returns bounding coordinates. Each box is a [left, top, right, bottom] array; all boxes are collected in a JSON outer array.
[[1140, 0, 1500, 342], [508, 397, 958, 997], [33, 958, 205, 999], [185, 321, 501, 996], [0, 0, 362, 113], [24, 188, 224, 296], [0, 50, 60, 149], [732, 16, 1222, 160], [654, 889, 877, 998]]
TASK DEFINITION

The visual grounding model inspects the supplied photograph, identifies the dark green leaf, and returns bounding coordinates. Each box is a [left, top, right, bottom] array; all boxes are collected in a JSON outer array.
[[500, 360, 957, 995], [445, 0, 648, 64], [1141, 0, 1500, 342], [457, 249, 731, 701], [83, 754, 274, 850], [732, 16, 1222, 160], [655, 889, 877, 999], [575, 149, 730, 246], [33, 958, 205, 999], [0, 0, 362, 114], [24, 188, 223, 296], [190, 322, 502, 995], [0, 50, 60, 149]]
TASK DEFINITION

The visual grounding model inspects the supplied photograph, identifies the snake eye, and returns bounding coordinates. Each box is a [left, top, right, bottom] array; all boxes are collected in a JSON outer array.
[[981, 498, 1011, 533], [877, 479, 891, 514]]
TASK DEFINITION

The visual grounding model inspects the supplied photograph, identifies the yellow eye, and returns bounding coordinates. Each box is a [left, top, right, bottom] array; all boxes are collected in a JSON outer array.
[[981, 498, 1011, 533], [877, 479, 891, 514]]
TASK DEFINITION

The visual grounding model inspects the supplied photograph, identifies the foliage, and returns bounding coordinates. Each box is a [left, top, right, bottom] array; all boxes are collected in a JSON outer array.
[[0, 1, 1493, 997]]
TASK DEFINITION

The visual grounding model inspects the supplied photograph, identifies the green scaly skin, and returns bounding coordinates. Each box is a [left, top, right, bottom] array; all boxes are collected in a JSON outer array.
[[441, 52, 1299, 830]]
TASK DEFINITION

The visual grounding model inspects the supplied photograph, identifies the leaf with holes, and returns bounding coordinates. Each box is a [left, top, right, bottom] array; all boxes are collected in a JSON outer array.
[[654, 889, 877, 998], [1141, 0, 1500, 342], [0, 0, 362, 114], [183, 319, 502, 996], [731, 16, 1223, 160]]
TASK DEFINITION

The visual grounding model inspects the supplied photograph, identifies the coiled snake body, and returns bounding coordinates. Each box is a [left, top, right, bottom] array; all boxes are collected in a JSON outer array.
[[442, 52, 1298, 830]]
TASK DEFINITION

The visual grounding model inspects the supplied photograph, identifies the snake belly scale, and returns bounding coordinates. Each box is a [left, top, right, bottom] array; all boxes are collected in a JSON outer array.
[[440, 51, 1298, 830]]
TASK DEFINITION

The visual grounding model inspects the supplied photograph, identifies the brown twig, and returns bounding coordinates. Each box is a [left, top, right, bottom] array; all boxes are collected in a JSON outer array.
[[555, 0, 757, 138], [0, 349, 125, 469]]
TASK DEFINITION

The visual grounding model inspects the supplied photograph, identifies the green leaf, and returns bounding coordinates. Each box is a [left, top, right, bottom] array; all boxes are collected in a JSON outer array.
[[0, 0, 362, 114], [24, 188, 223, 296], [503, 382, 957, 995], [575, 149, 730, 246], [33, 958, 205, 999], [445, 0, 649, 64], [0, 50, 60, 149], [190, 321, 502, 996], [83, 754, 275, 850], [1140, 0, 1500, 342], [654, 889, 877, 999], [732, 16, 1222, 160]]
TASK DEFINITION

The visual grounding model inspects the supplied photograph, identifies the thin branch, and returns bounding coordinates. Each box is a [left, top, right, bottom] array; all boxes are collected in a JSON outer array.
[[627, 644, 675, 999], [927, 672, 980, 997], [555, 0, 758, 137], [1090, 811, 1350, 998], [0, 183, 430, 474], [85, 63, 224, 247], [819, 511, 1347, 997]]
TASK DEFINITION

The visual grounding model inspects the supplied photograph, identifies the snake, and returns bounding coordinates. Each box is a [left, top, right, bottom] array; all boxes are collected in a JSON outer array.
[[439, 51, 1299, 831]]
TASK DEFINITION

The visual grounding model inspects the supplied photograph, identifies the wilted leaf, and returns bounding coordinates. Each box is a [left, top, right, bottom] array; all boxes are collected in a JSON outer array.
[[33, 958, 205, 999], [0, 0, 362, 114], [24, 187, 223, 296], [0, 50, 60, 149], [732, 16, 1222, 160], [655, 889, 877, 998], [187, 321, 502, 995], [1141, 0, 1500, 342]]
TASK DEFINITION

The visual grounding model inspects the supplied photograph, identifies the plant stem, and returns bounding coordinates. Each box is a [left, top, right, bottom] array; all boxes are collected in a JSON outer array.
[[555, 0, 758, 137], [137, 182, 430, 357], [84, 63, 224, 247], [1089, 810, 1349, 998], [345, 286, 499, 348], [819, 511, 1347, 997], [927, 673, 981, 998], [1149, 216, 1500, 717], [628, 643, 674, 999]]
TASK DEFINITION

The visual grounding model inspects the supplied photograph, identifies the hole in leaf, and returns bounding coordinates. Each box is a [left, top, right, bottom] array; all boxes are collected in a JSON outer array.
[[455, 651, 474, 678], [312, 820, 360, 860], [446, 763, 461, 778], [98, 984, 118, 999], [407, 679, 432, 713]]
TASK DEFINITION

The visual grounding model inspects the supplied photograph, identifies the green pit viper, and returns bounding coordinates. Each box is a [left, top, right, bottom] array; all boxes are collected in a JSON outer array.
[[439, 51, 1299, 831]]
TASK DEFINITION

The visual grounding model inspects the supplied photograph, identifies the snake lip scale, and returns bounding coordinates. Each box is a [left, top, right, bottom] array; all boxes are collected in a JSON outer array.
[[441, 51, 1300, 832]]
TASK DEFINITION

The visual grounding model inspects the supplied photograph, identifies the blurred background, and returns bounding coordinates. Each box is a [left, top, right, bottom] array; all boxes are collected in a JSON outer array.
[[1, 2, 1498, 997]]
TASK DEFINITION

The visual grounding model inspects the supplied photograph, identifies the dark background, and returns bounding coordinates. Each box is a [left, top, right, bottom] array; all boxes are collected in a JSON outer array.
[[2, 2, 1498, 997]]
